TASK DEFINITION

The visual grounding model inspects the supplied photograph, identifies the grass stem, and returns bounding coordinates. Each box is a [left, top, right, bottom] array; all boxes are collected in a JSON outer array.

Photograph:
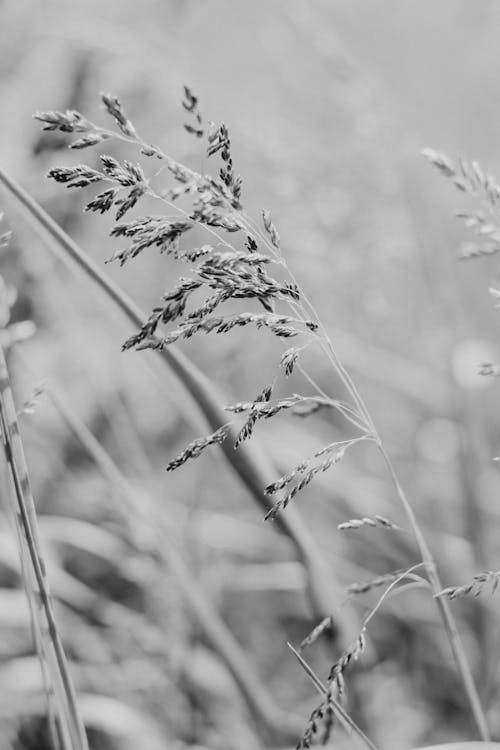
[[0, 166, 354, 638], [0, 344, 89, 750], [288, 642, 379, 750]]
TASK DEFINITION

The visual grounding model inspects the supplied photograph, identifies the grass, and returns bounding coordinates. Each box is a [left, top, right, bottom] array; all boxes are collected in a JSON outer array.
[[0, 343, 89, 750], [0, 89, 498, 748]]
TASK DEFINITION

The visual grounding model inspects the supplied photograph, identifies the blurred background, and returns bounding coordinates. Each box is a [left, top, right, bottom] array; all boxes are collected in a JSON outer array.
[[2, 1, 500, 748]]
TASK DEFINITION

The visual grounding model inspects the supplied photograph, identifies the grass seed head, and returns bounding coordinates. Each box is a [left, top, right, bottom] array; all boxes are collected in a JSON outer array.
[[165, 424, 231, 472], [337, 515, 399, 531], [436, 571, 500, 600]]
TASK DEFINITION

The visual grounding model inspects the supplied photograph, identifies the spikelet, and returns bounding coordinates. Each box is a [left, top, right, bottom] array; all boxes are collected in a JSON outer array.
[[234, 384, 273, 447], [182, 85, 204, 138], [264, 448, 345, 521], [262, 209, 280, 250], [166, 424, 231, 471], [436, 571, 500, 600], [297, 701, 327, 750], [422, 148, 500, 203], [478, 362, 500, 377], [280, 347, 299, 377], [327, 629, 366, 699], [346, 568, 412, 596], [337, 515, 400, 531], [101, 92, 138, 138], [34, 108, 93, 133], [264, 437, 367, 520], [264, 461, 309, 495], [299, 616, 334, 651]]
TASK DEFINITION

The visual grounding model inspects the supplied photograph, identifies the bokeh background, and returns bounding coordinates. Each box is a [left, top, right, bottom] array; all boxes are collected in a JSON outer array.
[[1, 1, 500, 748]]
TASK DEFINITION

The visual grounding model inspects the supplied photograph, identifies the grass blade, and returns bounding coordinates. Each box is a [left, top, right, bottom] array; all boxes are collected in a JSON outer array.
[[0, 344, 89, 750]]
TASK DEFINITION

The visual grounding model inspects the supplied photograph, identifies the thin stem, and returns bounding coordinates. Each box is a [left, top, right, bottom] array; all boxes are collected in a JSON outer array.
[[18, 362, 303, 744], [239, 190, 489, 738], [130, 147, 370, 438], [294, 361, 368, 431], [154, 188, 369, 437], [238, 196, 489, 738], [240, 197, 489, 735], [0, 166, 356, 638], [89, 120, 372, 435], [240, 213, 375, 434], [13, 520, 65, 750], [22, 113, 489, 736], [287, 642, 379, 750], [0, 345, 89, 750], [378, 442, 490, 741], [362, 563, 426, 628], [107, 131, 369, 434]]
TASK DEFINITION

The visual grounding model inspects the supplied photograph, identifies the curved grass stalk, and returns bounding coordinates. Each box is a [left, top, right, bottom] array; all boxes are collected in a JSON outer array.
[[0, 166, 355, 640], [378, 444, 490, 741], [242, 205, 490, 741], [141, 171, 482, 736], [8, 104, 489, 736], [3, 156, 488, 737], [16, 97, 490, 739]]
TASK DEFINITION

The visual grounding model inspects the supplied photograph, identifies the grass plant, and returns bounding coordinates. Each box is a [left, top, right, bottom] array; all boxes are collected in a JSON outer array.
[[0, 90, 497, 748]]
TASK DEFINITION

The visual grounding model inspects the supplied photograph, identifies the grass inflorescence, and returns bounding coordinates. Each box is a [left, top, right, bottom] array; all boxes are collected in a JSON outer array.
[[29, 89, 496, 747], [437, 571, 500, 600]]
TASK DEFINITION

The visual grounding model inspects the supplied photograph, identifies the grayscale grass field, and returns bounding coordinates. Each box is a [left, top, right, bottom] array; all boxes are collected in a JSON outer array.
[[1, 3, 500, 750]]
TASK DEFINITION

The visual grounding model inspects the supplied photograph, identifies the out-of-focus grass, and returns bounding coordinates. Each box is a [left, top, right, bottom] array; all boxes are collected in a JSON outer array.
[[2, 1, 500, 748]]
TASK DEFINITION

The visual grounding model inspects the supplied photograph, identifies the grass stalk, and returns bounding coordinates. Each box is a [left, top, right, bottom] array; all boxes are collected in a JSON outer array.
[[18, 365, 303, 744], [252, 211, 489, 739], [378, 443, 490, 741], [287, 642, 379, 750], [0, 166, 354, 638], [18, 95, 494, 744], [14, 518, 64, 750], [0, 344, 89, 750]]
